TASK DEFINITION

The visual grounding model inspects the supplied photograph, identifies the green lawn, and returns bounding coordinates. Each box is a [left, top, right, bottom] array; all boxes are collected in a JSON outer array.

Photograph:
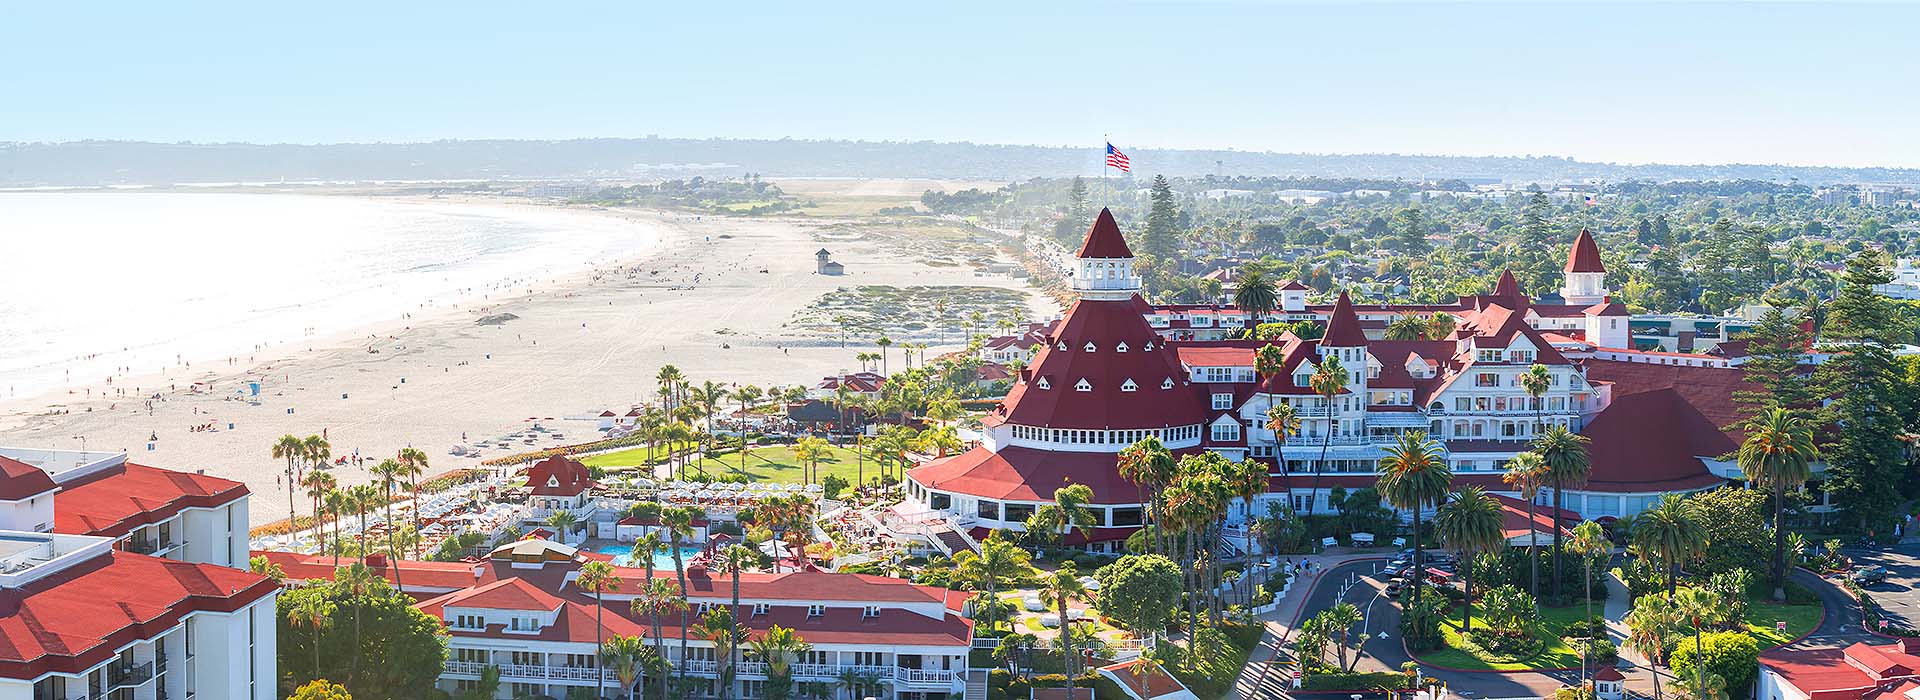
[[1740, 598, 1822, 648], [578, 441, 698, 468], [1416, 604, 1590, 671], [684, 445, 887, 485]]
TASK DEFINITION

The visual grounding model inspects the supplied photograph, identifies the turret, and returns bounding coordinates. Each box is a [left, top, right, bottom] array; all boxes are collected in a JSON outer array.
[[1561, 229, 1608, 305], [1071, 208, 1143, 301]]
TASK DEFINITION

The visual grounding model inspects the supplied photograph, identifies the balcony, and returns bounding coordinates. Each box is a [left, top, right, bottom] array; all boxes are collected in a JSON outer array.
[[445, 659, 961, 688], [108, 661, 155, 689], [444, 661, 615, 683]]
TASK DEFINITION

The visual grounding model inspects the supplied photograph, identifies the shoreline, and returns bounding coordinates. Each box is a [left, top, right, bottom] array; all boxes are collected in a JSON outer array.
[[0, 194, 1055, 526]]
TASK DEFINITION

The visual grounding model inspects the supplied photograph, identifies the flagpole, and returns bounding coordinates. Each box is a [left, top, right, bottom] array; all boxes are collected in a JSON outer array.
[[1101, 134, 1109, 209]]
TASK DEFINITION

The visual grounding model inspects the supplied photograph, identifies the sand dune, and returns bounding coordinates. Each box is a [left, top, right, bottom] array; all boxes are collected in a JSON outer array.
[[0, 203, 1054, 526]]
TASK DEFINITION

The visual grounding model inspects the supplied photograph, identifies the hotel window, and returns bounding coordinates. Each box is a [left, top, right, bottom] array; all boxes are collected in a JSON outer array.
[[511, 651, 542, 666], [1074, 378, 1092, 392], [864, 606, 881, 618], [455, 614, 484, 630], [1111, 507, 1142, 527], [1475, 373, 1499, 387], [1211, 423, 1241, 442], [978, 500, 1000, 520], [1121, 379, 1138, 392], [854, 651, 886, 666], [1512, 350, 1535, 364], [1084, 341, 1098, 352], [1115, 341, 1129, 353], [456, 648, 489, 664], [1004, 504, 1035, 522], [808, 604, 826, 618], [1212, 393, 1233, 410], [1161, 377, 1175, 389], [753, 603, 770, 616]]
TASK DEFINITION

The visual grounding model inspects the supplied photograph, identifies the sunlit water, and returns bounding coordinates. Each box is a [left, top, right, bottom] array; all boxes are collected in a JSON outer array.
[[0, 192, 661, 400]]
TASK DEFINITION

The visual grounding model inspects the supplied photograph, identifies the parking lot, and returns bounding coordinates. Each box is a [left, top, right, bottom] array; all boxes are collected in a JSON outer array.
[[1846, 545, 1920, 629]]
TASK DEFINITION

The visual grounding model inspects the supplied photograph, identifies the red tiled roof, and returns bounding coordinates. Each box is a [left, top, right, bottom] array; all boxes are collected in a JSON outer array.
[[524, 456, 595, 497], [1075, 208, 1134, 258], [1490, 493, 1577, 541], [0, 458, 57, 501], [436, 576, 563, 611], [54, 462, 249, 538], [1492, 270, 1525, 304], [1321, 292, 1368, 347], [910, 445, 1166, 505], [1566, 228, 1606, 273], [0, 551, 276, 678], [1176, 346, 1256, 367], [1762, 642, 1920, 700], [1278, 280, 1310, 291], [991, 295, 1207, 430]]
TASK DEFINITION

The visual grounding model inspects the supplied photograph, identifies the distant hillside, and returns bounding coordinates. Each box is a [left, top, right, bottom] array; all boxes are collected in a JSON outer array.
[[4, 138, 1919, 187]]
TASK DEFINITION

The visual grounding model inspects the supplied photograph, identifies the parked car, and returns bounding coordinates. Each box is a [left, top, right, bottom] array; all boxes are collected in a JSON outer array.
[[1385, 577, 1405, 596], [1853, 565, 1889, 584]]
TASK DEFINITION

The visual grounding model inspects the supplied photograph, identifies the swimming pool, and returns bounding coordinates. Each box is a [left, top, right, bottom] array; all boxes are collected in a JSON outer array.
[[595, 544, 705, 571]]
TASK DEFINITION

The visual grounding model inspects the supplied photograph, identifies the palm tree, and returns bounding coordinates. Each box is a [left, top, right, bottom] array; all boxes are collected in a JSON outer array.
[[578, 560, 621, 698], [273, 434, 307, 530], [1435, 486, 1506, 633], [953, 537, 1032, 635], [1672, 586, 1723, 698], [1234, 267, 1278, 330], [631, 578, 683, 700], [1740, 407, 1818, 600], [371, 459, 408, 588], [663, 507, 697, 688], [1633, 494, 1707, 596], [1117, 438, 1177, 556], [600, 634, 651, 700], [1569, 520, 1610, 681], [747, 626, 812, 700], [1031, 483, 1098, 550], [1625, 594, 1683, 700], [335, 561, 377, 687], [396, 447, 429, 559], [835, 669, 885, 700], [656, 365, 685, 416], [692, 609, 744, 700], [1502, 451, 1551, 598], [322, 487, 348, 567], [1041, 561, 1091, 697], [1427, 312, 1457, 339], [1225, 454, 1269, 559], [301, 470, 337, 541], [717, 544, 756, 689], [735, 384, 764, 476], [1306, 354, 1348, 519], [875, 336, 893, 375], [1377, 431, 1453, 612], [1536, 424, 1592, 601], [1265, 401, 1300, 475], [303, 434, 332, 476], [1519, 364, 1553, 443], [348, 483, 381, 562], [287, 590, 333, 680], [1384, 315, 1428, 340], [546, 509, 580, 543]]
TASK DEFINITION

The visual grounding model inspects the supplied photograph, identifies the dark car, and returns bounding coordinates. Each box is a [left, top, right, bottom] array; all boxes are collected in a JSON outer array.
[[1853, 565, 1889, 584]]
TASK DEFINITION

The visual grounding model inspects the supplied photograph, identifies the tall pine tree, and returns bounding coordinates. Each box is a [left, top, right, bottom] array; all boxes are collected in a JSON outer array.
[[1817, 250, 1908, 533], [1141, 175, 1181, 262]]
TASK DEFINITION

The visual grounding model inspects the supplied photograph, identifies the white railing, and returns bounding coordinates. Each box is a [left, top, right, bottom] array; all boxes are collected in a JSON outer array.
[[1277, 435, 1394, 448], [445, 661, 616, 683], [448, 658, 960, 687]]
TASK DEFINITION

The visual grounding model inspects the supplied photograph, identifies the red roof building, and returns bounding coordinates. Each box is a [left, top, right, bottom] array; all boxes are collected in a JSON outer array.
[[0, 447, 274, 698], [1762, 639, 1920, 700], [259, 537, 974, 699]]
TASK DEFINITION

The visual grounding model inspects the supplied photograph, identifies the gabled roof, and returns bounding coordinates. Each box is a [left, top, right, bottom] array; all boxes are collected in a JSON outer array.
[[0, 457, 57, 502], [54, 462, 249, 538], [1566, 228, 1606, 273], [436, 576, 563, 612], [1320, 291, 1368, 347], [523, 456, 595, 497], [1277, 280, 1310, 291], [1492, 270, 1525, 304], [0, 551, 276, 678], [909, 445, 1177, 505], [1075, 208, 1134, 259]]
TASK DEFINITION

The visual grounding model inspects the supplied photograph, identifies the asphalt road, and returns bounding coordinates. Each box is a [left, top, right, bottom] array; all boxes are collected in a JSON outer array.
[[1836, 545, 1920, 631]]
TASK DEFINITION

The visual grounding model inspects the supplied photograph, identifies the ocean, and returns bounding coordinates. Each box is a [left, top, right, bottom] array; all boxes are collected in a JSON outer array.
[[0, 192, 662, 401]]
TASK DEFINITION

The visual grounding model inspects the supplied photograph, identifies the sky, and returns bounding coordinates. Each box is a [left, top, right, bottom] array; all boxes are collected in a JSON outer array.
[[4, 1, 1919, 168]]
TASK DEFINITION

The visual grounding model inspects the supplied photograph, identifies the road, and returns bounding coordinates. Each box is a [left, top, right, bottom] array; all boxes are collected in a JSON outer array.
[[1841, 544, 1920, 631]]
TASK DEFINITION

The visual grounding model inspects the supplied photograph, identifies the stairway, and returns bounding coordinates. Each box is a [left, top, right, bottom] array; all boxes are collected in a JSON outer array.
[[965, 668, 989, 699], [933, 527, 976, 557]]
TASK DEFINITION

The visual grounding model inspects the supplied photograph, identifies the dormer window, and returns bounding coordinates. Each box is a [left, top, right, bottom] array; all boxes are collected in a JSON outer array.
[[1074, 378, 1092, 392], [1084, 341, 1098, 352], [1036, 377, 1052, 390], [863, 606, 881, 618], [1477, 349, 1502, 363], [1121, 379, 1138, 392], [1115, 341, 1129, 353], [808, 604, 826, 618], [753, 603, 770, 616], [1161, 377, 1175, 390], [1143, 341, 1154, 351]]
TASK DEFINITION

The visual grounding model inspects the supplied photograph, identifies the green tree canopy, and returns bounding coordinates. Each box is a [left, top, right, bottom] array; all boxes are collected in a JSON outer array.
[[277, 570, 448, 700], [1094, 554, 1183, 635]]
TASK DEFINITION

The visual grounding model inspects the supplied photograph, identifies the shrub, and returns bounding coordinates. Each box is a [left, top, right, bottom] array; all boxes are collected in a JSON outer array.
[[1670, 631, 1760, 697], [1302, 671, 1410, 691], [1575, 638, 1619, 664], [1561, 615, 1609, 639], [820, 475, 849, 500]]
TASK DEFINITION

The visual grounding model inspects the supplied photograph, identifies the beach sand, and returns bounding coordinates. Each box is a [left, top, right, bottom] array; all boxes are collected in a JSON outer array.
[[0, 201, 1056, 526]]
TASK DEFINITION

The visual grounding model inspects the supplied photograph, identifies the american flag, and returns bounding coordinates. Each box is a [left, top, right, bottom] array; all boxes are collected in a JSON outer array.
[[1105, 142, 1131, 172]]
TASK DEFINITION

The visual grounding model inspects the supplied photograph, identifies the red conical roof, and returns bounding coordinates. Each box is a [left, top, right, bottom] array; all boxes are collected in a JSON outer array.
[[988, 294, 1205, 430], [1493, 270, 1524, 301], [1075, 208, 1134, 259], [1321, 291, 1368, 347], [1565, 228, 1605, 273]]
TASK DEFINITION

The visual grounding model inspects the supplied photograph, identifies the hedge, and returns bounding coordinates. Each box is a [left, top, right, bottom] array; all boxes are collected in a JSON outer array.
[[1302, 671, 1412, 691]]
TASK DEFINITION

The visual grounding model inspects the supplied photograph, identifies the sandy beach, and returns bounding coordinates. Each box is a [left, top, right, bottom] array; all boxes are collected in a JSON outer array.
[[0, 198, 1055, 526]]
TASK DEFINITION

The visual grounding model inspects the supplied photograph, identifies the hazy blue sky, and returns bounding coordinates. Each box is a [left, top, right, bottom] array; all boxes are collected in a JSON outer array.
[[5, 2, 1917, 167]]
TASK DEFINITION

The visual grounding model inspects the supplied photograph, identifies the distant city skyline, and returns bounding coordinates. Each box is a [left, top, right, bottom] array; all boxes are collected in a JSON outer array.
[[5, 2, 1920, 168]]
